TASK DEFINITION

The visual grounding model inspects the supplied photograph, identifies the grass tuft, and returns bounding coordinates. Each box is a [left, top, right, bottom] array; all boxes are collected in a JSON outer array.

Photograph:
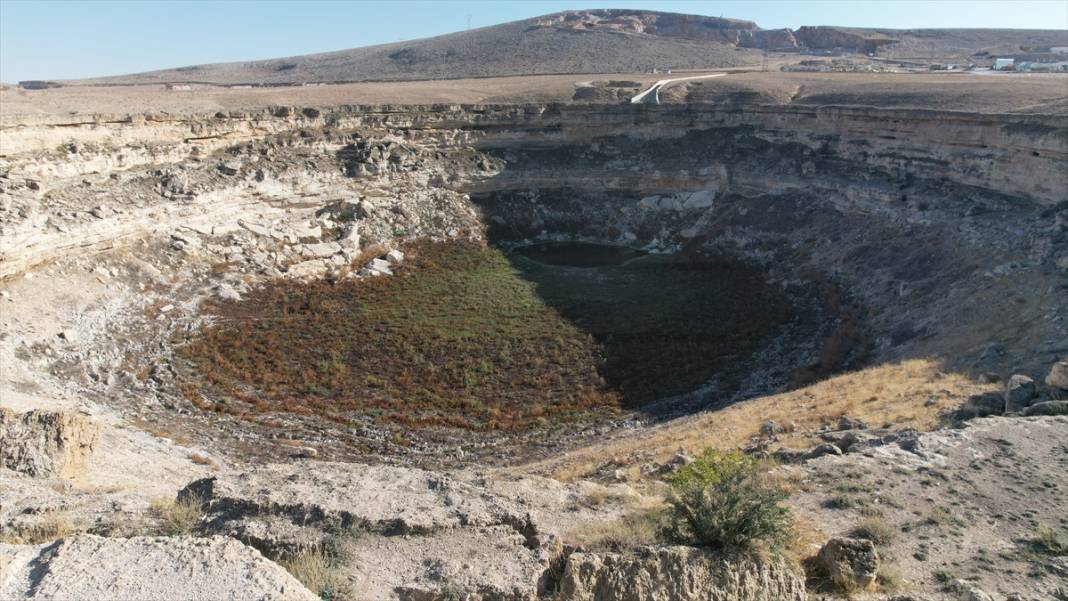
[[150, 494, 204, 536], [0, 512, 78, 544], [280, 546, 352, 600], [851, 517, 897, 546]]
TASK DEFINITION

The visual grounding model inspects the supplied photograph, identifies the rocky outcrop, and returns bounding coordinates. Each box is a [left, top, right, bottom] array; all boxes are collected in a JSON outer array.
[[0, 535, 317, 600], [177, 462, 645, 600], [1004, 374, 1036, 412], [182, 462, 538, 544], [0, 409, 99, 479], [556, 546, 807, 601]]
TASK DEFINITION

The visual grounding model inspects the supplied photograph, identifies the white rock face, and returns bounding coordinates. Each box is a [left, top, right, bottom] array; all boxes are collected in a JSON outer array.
[[0, 535, 317, 601]]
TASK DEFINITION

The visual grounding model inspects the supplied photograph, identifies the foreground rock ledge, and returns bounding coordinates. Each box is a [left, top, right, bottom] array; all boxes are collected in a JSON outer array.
[[0, 534, 317, 601], [558, 546, 806, 601]]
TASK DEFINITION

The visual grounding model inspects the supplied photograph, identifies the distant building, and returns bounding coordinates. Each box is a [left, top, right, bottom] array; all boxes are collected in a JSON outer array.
[[18, 80, 60, 90], [165, 83, 192, 91], [1051, 46, 1068, 54], [993, 58, 1015, 71], [1017, 61, 1068, 72]]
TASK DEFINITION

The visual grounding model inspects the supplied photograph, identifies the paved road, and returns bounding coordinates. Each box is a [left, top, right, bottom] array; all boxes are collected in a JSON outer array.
[[630, 72, 726, 104]]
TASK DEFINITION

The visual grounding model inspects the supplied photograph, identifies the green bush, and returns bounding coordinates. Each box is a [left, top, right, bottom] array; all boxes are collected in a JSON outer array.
[[664, 449, 791, 552]]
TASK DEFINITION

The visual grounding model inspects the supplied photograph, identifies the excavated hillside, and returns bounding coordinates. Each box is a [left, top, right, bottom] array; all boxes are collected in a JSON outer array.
[[1, 94, 1067, 600]]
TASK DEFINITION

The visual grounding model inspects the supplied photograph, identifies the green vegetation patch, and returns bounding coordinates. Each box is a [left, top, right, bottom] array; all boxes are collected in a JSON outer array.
[[177, 241, 790, 432]]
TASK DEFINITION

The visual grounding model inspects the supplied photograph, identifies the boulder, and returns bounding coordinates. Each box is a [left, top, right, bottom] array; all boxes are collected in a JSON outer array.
[[806, 443, 842, 459], [816, 537, 879, 592], [300, 242, 342, 259], [337, 225, 360, 252], [217, 162, 240, 176], [1004, 374, 1036, 412], [365, 257, 393, 276], [958, 391, 1003, 419], [0, 535, 317, 600], [950, 579, 994, 601], [759, 420, 784, 437], [1046, 360, 1068, 391], [1022, 401, 1068, 416], [836, 416, 867, 430], [682, 189, 716, 209], [0, 409, 99, 479], [285, 259, 329, 280], [385, 249, 405, 265], [557, 546, 806, 601]]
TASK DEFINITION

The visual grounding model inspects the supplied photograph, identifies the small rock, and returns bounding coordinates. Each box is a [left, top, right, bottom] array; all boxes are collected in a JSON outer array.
[[817, 537, 879, 592], [1045, 360, 1068, 390], [217, 162, 240, 176], [385, 249, 405, 265], [978, 372, 1000, 384], [836, 415, 867, 430], [216, 285, 242, 302], [759, 420, 784, 437], [57, 330, 79, 344], [294, 446, 318, 458], [1004, 374, 1036, 412]]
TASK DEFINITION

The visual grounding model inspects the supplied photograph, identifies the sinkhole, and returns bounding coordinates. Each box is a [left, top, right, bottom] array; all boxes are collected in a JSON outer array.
[[175, 238, 820, 441]]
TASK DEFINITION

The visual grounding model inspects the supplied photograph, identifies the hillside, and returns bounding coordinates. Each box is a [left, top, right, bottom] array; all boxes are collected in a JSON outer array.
[[59, 9, 1068, 86]]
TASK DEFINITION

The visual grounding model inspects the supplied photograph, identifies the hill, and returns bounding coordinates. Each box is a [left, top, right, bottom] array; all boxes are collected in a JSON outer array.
[[52, 9, 1068, 86]]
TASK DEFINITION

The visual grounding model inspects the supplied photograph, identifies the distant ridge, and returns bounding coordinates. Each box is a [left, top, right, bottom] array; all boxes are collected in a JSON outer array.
[[61, 9, 1068, 86]]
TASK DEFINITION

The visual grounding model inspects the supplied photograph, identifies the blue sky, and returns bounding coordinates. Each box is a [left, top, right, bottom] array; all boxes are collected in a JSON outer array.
[[2, 1, 1067, 82]]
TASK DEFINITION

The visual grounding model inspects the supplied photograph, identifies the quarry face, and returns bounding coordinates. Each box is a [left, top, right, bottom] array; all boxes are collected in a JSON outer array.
[[2, 97, 1067, 601]]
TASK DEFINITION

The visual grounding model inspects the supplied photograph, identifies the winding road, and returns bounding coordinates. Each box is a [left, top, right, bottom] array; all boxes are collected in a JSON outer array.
[[630, 72, 726, 104]]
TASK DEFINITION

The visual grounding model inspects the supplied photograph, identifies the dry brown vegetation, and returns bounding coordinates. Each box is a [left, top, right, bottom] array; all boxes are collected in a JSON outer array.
[[149, 495, 204, 536], [280, 547, 352, 600], [176, 240, 790, 433], [0, 512, 79, 544], [523, 358, 996, 480]]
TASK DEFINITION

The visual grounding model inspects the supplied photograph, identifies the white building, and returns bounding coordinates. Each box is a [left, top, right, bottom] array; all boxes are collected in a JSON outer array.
[[993, 58, 1015, 71]]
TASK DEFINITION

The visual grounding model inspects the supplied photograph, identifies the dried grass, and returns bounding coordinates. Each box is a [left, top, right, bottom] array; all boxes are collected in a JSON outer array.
[[150, 494, 204, 536], [532, 358, 996, 481]]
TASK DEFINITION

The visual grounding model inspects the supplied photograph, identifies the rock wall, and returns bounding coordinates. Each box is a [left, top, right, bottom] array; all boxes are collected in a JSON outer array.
[[557, 546, 807, 601], [1, 102, 1064, 371], [0, 409, 99, 479]]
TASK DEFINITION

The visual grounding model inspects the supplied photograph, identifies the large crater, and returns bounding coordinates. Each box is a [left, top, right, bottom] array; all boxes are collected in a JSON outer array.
[[2, 103, 1061, 470]]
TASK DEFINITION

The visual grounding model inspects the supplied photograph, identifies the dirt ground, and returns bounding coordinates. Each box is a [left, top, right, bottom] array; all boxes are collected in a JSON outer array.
[[0, 73, 666, 117], [4, 70, 1065, 118]]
